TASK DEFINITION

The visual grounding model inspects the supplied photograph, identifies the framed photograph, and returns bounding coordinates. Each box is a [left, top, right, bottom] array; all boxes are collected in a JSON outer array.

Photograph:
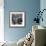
[[10, 12, 25, 27]]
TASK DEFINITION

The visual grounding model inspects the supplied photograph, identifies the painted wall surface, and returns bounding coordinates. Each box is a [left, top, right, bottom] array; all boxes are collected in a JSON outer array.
[[40, 0, 46, 27], [4, 0, 40, 42]]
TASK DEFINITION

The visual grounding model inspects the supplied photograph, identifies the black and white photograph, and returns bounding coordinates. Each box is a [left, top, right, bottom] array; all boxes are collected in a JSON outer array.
[[10, 12, 25, 27]]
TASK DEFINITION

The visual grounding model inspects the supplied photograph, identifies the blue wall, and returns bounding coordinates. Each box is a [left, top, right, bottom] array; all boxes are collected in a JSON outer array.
[[4, 0, 40, 42], [40, 0, 46, 27]]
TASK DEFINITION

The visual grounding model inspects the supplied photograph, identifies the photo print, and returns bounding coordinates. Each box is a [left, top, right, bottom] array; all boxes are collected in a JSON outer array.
[[10, 12, 25, 27]]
